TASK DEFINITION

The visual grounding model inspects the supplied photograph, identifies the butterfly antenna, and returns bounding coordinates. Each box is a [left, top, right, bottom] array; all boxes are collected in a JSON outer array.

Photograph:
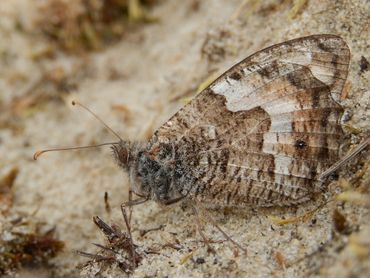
[[71, 100, 123, 142], [34, 101, 124, 160], [33, 142, 119, 160]]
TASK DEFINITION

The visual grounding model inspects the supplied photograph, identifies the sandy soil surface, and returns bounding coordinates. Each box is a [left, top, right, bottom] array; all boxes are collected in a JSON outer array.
[[0, 0, 369, 277]]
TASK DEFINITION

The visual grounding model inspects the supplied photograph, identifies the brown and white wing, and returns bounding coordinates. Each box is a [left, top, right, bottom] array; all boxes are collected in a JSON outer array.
[[152, 34, 350, 206]]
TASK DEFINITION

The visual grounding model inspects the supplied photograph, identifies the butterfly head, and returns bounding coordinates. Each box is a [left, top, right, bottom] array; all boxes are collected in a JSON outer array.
[[112, 141, 186, 204], [111, 140, 131, 169], [111, 141, 153, 199]]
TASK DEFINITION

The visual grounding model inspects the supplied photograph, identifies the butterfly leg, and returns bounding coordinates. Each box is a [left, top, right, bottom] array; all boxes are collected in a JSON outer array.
[[319, 137, 370, 181], [189, 202, 216, 254], [191, 200, 247, 254], [122, 190, 149, 224], [120, 204, 139, 269]]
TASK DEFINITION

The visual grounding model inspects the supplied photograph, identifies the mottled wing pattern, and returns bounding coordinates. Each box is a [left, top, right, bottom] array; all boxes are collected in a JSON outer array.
[[152, 35, 350, 206]]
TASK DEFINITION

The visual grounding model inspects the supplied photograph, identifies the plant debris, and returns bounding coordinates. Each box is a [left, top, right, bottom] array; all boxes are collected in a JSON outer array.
[[79, 209, 143, 275], [274, 250, 287, 269], [332, 209, 349, 234], [268, 203, 325, 225], [0, 166, 19, 214], [33, 0, 159, 52], [0, 215, 64, 275], [287, 0, 308, 19], [359, 56, 369, 74], [0, 168, 64, 275]]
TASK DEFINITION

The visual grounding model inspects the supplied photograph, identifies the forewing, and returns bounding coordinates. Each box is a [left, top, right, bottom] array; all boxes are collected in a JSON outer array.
[[152, 34, 350, 206]]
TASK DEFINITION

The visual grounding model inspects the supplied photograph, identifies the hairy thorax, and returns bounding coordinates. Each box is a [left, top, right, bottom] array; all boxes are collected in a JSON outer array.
[[115, 141, 196, 204]]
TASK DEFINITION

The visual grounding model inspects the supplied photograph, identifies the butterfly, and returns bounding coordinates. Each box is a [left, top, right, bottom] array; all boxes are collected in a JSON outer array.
[[36, 34, 351, 208], [112, 34, 350, 208]]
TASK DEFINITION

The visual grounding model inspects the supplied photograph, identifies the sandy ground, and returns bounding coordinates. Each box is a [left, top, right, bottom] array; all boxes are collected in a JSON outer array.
[[0, 0, 369, 277]]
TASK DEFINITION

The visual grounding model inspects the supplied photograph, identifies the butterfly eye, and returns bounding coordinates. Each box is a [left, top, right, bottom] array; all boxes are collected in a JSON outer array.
[[112, 144, 129, 167], [119, 148, 129, 163]]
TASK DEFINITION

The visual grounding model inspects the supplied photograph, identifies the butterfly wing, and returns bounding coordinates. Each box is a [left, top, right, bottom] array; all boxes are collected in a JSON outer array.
[[151, 34, 350, 206]]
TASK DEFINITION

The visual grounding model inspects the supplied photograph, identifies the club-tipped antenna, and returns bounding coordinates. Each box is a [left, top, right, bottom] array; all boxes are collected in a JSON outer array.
[[33, 142, 118, 160], [71, 100, 123, 141]]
